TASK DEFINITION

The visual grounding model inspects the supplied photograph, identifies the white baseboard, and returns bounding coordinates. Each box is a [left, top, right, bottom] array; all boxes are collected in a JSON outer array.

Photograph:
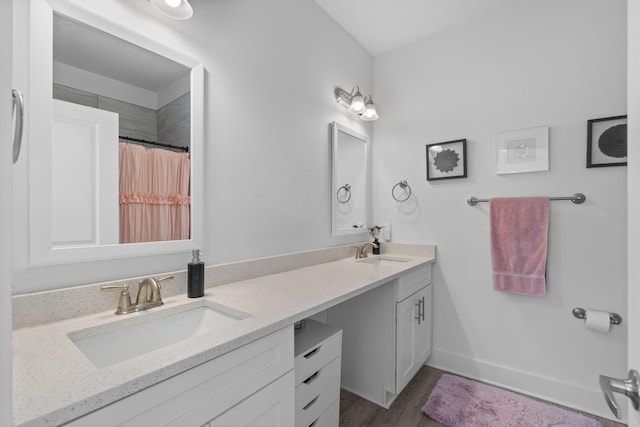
[[426, 348, 626, 424]]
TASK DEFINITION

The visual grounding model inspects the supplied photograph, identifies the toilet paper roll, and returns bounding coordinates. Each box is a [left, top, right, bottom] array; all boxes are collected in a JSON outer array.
[[585, 309, 611, 333]]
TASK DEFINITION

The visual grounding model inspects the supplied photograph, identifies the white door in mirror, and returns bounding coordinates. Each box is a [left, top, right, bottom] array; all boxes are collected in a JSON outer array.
[[52, 100, 119, 246]]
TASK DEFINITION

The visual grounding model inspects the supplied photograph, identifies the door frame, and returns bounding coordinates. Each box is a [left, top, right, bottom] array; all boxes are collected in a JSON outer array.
[[0, 0, 14, 425], [628, 0, 639, 425]]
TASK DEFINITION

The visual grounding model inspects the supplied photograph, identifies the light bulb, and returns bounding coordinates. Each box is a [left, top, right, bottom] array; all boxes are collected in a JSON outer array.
[[360, 98, 379, 121], [342, 86, 364, 114], [349, 96, 365, 114], [164, 0, 181, 7]]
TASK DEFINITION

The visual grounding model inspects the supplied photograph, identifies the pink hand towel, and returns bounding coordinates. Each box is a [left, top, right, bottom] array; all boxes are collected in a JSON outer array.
[[490, 197, 549, 295]]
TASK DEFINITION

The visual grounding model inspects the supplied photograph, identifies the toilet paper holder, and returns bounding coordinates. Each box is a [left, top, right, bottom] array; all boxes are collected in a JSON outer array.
[[572, 307, 622, 325]]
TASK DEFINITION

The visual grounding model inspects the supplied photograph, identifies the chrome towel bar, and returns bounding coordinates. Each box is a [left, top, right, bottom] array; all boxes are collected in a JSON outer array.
[[467, 193, 586, 206]]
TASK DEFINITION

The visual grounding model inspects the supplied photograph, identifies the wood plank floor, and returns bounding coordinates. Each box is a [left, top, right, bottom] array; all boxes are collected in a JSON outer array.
[[339, 365, 626, 427]]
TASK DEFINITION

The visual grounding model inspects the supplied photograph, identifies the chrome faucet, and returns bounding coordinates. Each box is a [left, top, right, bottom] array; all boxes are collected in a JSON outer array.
[[354, 242, 379, 259], [135, 277, 164, 310], [100, 283, 136, 315], [101, 276, 173, 315]]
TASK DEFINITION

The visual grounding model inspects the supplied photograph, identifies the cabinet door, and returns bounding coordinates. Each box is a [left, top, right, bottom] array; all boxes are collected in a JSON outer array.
[[209, 370, 295, 427], [395, 285, 432, 393]]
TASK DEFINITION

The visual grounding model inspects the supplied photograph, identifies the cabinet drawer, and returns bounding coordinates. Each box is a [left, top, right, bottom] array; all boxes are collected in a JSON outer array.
[[395, 264, 431, 302], [295, 331, 341, 386], [295, 356, 340, 414], [295, 380, 340, 427], [307, 399, 339, 427]]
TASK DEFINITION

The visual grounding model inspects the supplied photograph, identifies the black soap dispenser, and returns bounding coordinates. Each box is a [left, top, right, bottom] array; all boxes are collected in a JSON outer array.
[[188, 249, 204, 298], [370, 225, 382, 255]]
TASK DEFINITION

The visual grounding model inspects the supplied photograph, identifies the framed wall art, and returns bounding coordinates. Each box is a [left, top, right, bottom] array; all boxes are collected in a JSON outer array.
[[587, 115, 627, 167], [495, 126, 549, 175], [426, 139, 467, 181]]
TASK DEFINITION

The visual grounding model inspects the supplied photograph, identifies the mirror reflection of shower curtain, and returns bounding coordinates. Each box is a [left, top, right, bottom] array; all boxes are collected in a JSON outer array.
[[119, 143, 190, 243]]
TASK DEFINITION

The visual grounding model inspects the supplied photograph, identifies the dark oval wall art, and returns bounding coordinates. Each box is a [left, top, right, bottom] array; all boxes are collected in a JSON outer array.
[[587, 115, 627, 167]]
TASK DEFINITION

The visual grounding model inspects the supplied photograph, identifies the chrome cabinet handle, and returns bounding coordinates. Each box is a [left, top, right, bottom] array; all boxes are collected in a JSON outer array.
[[304, 346, 320, 359], [302, 396, 318, 411], [303, 370, 320, 385], [414, 296, 425, 325], [599, 369, 640, 419], [12, 89, 24, 164]]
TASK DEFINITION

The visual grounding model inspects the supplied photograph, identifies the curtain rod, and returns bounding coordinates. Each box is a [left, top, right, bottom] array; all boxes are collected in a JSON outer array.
[[467, 193, 586, 206], [119, 136, 189, 153]]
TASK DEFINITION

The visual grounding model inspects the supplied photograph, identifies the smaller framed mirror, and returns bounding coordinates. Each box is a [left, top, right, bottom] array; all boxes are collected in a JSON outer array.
[[331, 122, 370, 236]]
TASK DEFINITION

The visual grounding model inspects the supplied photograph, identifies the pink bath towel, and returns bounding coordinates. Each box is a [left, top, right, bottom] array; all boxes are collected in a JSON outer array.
[[490, 197, 549, 295]]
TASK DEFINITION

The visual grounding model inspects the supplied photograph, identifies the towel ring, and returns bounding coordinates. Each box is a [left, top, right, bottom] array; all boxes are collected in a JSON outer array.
[[392, 180, 411, 202], [337, 184, 352, 203]]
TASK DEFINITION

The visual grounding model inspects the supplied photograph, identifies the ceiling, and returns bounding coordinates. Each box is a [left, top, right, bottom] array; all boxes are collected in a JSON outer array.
[[312, 0, 521, 56], [52, 1, 522, 89], [53, 14, 190, 93]]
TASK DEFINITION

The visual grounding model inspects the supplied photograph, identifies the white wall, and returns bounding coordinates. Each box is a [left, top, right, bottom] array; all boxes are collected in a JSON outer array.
[[373, 0, 627, 419], [185, 0, 373, 262], [13, 0, 373, 292]]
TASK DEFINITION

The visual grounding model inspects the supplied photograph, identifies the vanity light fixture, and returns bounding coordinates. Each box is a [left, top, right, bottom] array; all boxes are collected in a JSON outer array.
[[334, 86, 379, 121], [149, 0, 194, 20]]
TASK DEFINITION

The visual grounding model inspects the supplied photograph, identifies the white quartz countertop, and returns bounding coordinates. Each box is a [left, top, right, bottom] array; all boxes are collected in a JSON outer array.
[[13, 252, 435, 426]]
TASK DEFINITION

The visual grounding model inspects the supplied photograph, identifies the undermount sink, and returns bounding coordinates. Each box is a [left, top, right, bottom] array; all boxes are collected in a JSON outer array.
[[357, 256, 410, 265], [68, 305, 247, 368]]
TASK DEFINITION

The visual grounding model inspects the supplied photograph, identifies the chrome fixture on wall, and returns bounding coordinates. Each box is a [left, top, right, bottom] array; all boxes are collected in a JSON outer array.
[[148, 0, 193, 20], [334, 86, 379, 121], [392, 180, 412, 202], [337, 184, 352, 204], [572, 307, 622, 325]]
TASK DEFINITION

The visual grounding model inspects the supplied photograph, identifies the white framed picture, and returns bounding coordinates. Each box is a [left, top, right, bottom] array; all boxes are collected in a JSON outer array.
[[495, 126, 549, 174]]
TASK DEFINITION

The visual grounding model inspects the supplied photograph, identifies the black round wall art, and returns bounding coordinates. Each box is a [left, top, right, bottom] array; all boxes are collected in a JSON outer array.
[[598, 124, 627, 158], [586, 115, 627, 168]]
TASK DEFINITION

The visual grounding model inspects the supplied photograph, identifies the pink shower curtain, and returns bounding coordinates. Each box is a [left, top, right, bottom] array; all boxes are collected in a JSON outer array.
[[119, 143, 191, 243]]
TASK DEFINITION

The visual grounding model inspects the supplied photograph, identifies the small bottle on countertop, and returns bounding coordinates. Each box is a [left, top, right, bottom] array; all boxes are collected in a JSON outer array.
[[370, 225, 382, 255], [373, 237, 381, 255], [188, 249, 204, 298]]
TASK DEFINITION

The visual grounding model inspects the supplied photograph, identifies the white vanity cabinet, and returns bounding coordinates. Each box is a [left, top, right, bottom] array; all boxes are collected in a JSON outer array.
[[327, 264, 432, 408], [65, 326, 294, 427], [294, 319, 342, 427]]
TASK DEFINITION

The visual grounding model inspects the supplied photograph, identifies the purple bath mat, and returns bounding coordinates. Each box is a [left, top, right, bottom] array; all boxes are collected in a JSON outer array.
[[422, 374, 602, 427]]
